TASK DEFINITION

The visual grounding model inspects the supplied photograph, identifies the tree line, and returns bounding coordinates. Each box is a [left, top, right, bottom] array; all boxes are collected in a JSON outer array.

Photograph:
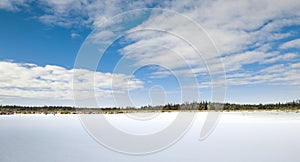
[[0, 100, 300, 114]]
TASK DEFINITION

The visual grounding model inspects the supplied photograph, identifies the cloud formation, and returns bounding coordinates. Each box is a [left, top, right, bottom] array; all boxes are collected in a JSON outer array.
[[110, 2, 300, 88], [280, 39, 300, 49], [0, 0, 28, 11], [1, 0, 300, 104], [0, 61, 143, 100]]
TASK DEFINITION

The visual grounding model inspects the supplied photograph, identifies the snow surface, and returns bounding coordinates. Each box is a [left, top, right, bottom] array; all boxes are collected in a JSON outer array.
[[1, 112, 300, 162]]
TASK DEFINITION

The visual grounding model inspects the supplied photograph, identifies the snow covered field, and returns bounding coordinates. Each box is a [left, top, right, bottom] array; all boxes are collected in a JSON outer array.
[[1, 112, 300, 162]]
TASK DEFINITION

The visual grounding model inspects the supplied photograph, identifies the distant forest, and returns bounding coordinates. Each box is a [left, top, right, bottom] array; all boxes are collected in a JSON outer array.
[[1, 100, 300, 115]]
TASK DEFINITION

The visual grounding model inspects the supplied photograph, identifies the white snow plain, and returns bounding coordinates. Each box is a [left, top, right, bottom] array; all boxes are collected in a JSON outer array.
[[0, 112, 300, 162]]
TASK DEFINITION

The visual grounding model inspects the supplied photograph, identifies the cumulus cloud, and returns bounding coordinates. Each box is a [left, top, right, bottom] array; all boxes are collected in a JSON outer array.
[[0, 61, 143, 100]]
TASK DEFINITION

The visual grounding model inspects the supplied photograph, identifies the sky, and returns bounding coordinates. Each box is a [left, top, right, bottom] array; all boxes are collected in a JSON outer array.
[[0, 0, 300, 107]]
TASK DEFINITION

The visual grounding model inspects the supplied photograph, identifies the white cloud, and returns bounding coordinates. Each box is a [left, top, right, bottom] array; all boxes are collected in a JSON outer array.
[[224, 63, 300, 87], [280, 39, 300, 49], [0, 0, 29, 11], [0, 61, 143, 100], [3, 0, 300, 54], [71, 32, 80, 38], [111, 0, 300, 88], [1, 0, 300, 103], [290, 63, 300, 69], [29, 0, 160, 28], [262, 53, 297, 64], [223, 51, 277, 71]]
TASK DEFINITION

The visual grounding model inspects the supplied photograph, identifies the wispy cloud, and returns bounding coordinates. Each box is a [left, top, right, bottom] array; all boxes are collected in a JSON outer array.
[[280, 38, 300, 49], [113, 0, 300, 88], [71, 32, 80, 38], [0, 0, 28, 11]]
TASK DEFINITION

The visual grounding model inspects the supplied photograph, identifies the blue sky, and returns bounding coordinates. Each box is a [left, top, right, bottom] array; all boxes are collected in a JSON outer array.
[[0, 9, 90, 69], [0, 0, 300, 107]]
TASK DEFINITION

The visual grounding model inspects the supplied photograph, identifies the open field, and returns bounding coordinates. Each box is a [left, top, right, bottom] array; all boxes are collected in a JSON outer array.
[[1, 112, 300, 162]]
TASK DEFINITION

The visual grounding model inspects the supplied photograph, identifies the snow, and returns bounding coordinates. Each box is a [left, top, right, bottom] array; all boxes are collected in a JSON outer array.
[[0, 112, 300, 162]]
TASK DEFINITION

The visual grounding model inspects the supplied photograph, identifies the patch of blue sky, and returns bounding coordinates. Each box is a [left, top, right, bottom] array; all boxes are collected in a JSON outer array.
[[0, 10, 91, 69], [242, 62, 269, 73], [225, 83, 299, 104]]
